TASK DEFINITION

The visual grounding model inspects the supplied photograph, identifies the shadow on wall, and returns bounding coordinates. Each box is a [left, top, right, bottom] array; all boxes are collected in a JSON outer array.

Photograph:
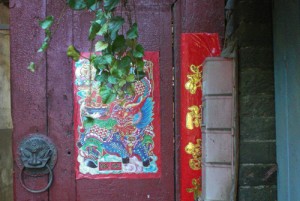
[[0, 130, 13, 201], [0, 2, 13, 201]]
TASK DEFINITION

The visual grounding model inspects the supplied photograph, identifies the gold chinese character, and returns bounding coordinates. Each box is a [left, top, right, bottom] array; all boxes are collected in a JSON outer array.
[[186, 105, 202, 130], [185, 139, 202, 170], [185, 64, 202, 94], [186, 178, 202, 200]]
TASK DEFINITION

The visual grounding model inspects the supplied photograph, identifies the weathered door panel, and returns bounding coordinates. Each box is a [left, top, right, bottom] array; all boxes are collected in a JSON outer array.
[[10, 0, 48, 200], [11, 1, 174, 200], [46, 0, 76, 200], [73, 2, 174, 201]]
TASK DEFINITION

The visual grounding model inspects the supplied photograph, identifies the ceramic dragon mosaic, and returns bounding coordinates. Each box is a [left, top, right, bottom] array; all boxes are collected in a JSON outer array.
[[74, 52, 161, 179]]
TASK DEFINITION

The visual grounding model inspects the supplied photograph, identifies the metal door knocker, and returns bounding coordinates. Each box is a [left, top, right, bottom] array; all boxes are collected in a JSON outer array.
[[17, 134, 57, 193]]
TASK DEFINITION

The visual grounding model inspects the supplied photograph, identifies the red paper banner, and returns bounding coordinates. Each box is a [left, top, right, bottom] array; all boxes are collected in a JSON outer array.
[[180, 33, 221, 200], [74, 52, 161, 179]]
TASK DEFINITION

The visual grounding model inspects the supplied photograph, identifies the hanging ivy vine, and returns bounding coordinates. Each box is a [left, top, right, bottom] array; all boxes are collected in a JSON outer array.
[[28, 0, 145, 104]]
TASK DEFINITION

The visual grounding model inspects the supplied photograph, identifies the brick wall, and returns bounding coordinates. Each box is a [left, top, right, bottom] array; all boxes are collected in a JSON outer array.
[[235, 0, 277, 200]]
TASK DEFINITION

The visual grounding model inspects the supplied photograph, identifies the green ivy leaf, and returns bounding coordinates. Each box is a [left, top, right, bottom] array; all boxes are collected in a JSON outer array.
[[85, 0, 97, 9], [110, 67, 123, 78], [108, 75, 119, 84], [126, 39, 136, 47], [100, 85, 117, 104], [93, 55, 113, 69], [135, 68, 146, 80], [37, 41, 49, 53], [93, 56, 104, 66], [103, 55, 114, 64], [125, 84, 135, 95], [39, 16, 54, 30], [37, 36, 50, 52], [67, 0, 87, 10], [45, 29, 52, 37], [27, 62, 36, 73], [126, 74, 135, 82], [112, 35, 126, 53], [104, 0, 121, 11], [95, 72, 109, 82], [97, 23, 108, 36], [89, 53, 97, 62], [96, 9, 105, 19], [95, 41, 109, 51], [110, 56, 131, 78], [126, 23, 138, 39], [118, 79, 126, 87], [67, 45, 80, 61], [89, 2, 101, 11], [104, 11, 112, 19], [108, 16, 124, 35], [117, 89, 124, 98], [105, 55, 114, 64], [136, 58, 145, 69], [95, 64, 107, 70], [93, 58, 107, 70], [89, 21, 101, 40], [133, 44, 144, 58], [119, 56, 131, 68]]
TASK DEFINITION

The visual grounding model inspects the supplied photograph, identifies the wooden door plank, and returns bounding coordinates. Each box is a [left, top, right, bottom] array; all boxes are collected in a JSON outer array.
[[46, 1, 76, 200], [73, 3, 174, 201], [156, 4, 175, 200], [181, 0, 225, 42], [10, 0, 48, 200], [173, 1, 182, 200]]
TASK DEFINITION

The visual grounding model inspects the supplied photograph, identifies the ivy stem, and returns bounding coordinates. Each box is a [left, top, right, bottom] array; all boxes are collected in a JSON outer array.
[[51, 4, 68, 37], [32, 4, 68, 71], [123, 0, 133, 27]]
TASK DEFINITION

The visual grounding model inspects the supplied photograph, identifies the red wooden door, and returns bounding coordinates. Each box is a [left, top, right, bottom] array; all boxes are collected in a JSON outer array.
[[11, 0, 174, 200]]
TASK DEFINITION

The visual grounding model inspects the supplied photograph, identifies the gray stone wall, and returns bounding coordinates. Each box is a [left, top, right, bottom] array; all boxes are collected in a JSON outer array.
[[0, 3, 13, 201], [235, 0, 277, 200]]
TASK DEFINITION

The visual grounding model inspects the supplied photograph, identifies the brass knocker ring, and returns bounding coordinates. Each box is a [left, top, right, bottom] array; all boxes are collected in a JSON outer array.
[[20, 164, 53, 193]]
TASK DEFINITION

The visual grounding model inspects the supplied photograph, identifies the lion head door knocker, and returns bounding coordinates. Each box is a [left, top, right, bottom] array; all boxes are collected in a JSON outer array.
[[17, 134, 57, 193]]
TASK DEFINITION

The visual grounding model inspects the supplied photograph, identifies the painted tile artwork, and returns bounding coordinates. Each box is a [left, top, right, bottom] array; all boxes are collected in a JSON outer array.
[[74, 52, 161, 179]]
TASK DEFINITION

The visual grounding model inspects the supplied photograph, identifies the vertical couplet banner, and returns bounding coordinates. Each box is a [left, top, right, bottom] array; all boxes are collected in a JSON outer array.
[[180, 33, 221, 200]]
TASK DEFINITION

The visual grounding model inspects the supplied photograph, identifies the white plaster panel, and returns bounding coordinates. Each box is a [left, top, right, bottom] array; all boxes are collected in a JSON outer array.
[[203, 132, 233, 163], [204, 96, 232, 129], [202, 164, 232, 201], [203, 58, 234, 95]]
